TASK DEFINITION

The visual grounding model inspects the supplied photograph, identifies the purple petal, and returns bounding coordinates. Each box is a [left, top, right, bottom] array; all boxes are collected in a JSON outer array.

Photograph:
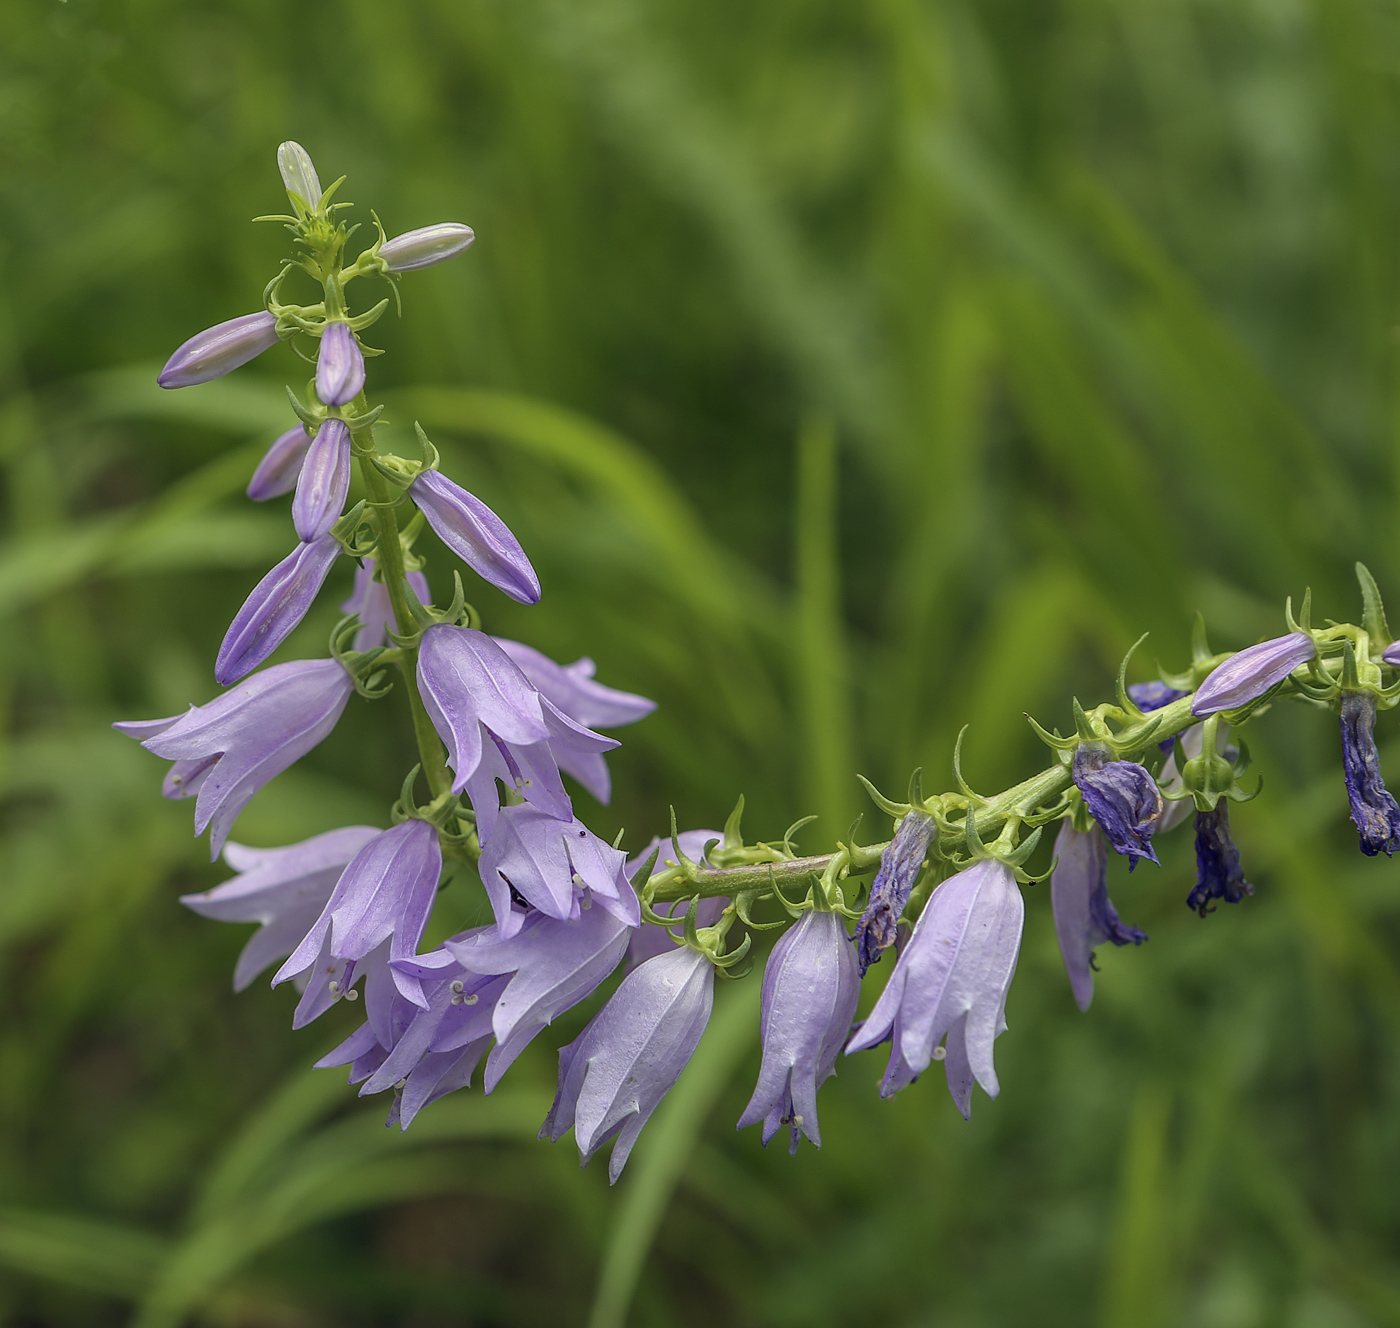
[[248, 426, 313, 501], [315, 323, 366, 407], [292, 418, 351, 542], [158, 312, 280, 389], [1192, 633, 1316, 716], [493, 639, 656, 730], [411, 470, 540, 605]]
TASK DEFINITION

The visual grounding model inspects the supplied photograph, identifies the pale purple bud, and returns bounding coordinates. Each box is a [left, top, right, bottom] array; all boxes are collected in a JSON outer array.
[[158, 312, 279, 389], [341, 559, 431, 651], [1384, 641, 1400, 667], [1191, 632, 1316, 716], [623, 831, 725, 970], [292, 418, 351, 542], [215, 534, 340, 686], [737, 910, 860, 1154], [247, 426, 313, 501], [316, 322, 365, 407], [379, 223, 476, 273], [542, 946, 714, 1183], [277, 141, 323, 209], [114, 659, 354, 858], [846, 859, 1023, 1117], [411, 470, 540, 605]]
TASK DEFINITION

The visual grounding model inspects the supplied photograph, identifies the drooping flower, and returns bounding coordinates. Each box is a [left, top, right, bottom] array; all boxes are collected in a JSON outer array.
[[1072, 743, 1162, 869], [623, 831, 725, 970], [410, 470, 540, 605], [315, 322, 365, 407], [416, 625, 617, 840], [215, 533, 341, 685], [277, 141, 323, 209], [845, 859, 1023, 1117], [292, 418, 351, 543], [475, 801, 639, 937], [274, 819, 443, 1008], [340, 559, 432, 652], [158, 311, 280, 389], [737, 909, 859, 1154], [853, 808, 935, 976], [494, 638, 655, 801], [1339, 691, 1400, 856], [1049, 821, 1146, 1011], [247, 426, 313, 501], [181, 826, 380, 990], [115, 658, 354, 857], [542, 945, 714, 1184], [1192, 633, 1316, 716], [1188, 802, 1254, 914], [379, 223, 476, 273]]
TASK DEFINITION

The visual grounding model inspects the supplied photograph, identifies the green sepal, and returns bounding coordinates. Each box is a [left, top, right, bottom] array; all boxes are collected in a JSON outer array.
[[413, 423, 442, 472], [284, 386, 323, 430], [951, 727, 989, 804], [1284, 590, 1313, 635], [1025, 712, 1075, 753], [733, 890, 789, 931], [781, 815, 819, 854], [722, 795, 746, 851], [856, 774, 908, 817], [1115, 633, 1151, 715], [330, 501, 377, 557], [1357, 562, 1391, 648], [344, 403, 385, 433]]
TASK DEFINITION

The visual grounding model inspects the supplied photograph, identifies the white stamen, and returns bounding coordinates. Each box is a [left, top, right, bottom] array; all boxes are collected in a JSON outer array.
[[932, 1044, 947, 1061]]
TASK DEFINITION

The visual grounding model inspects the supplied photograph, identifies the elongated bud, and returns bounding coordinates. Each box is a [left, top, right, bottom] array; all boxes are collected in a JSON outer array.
[[247, 426, 313, 501], [158, 312, 279, 389], [277, 141, 323, 209], [379, 223, 476, 273], [316, 323, 365, 407], [215, 534, 341, 685], [1191, 632, 1315, 715], [410, 470, 541, 604], [292, 418, 351, 542]]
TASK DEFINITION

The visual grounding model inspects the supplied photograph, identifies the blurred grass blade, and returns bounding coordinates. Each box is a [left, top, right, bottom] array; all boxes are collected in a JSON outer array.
[[0, 1209, 167, 1298]]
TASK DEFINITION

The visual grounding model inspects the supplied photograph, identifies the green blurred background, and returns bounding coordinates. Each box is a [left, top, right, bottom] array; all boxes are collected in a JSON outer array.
[[2, 0, 1399, 1323]]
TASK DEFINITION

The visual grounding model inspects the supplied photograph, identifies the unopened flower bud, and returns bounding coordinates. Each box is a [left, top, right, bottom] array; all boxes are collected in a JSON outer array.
[[277, 141, 323, 209], [158, 312, 279, 389], [247, 426, 313, 501], [379, 223, 476, 273], [316, 323, 365, 407], [410, 470, 540, 605], [1192, 632, 1315, 716], [292, 418, 351, 542]]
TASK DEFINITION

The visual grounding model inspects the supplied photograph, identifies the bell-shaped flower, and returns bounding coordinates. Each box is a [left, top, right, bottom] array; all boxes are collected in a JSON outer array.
[[115, 658, 354, 858], [542, 945, 714, 1184], [181, 826, 380, 990], [846, 859, 1023, 1117], [476, 802, 639, 938], [1192, 633, 1316, 716], [292, 418, 351, 543], [410, 470, 540, 605], [158, 311, 280, 389], [1049, 821, 1146, 1012], [623, 831, 725, 970], [274, 819, 443, 1008], [1188, 802, 1254, 914], [737, 909, 859, 1154], [1072, 743, 1162, 869], [341, 559, 431, 652], [1339, 691, 1400, 856], [853, 808, 934, 976], [315, 322, 365, 407], [248, 426, 313, 500], [379, 223, 476, 273], [277, 141, 323, 209], [416, 625, 617, 840], [215, 533, 340, 685], [493, 638, 656, 801]]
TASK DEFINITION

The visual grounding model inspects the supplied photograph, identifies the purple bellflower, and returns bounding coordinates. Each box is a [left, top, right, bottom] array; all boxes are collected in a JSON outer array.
[[215, 533, 340, 685], [410, 470, 540, 605], [158, 311, 280, 389], [542, 945, 715, 1183], [476, 801, 639, 937], [379, 223, 476, 273], [1188, 802, 1254, 914], [416, 625, 617, 841], [1339, 691, 1400, 856], [1072, 743, 1162, 869], [341, 559, 432, 652], [623, 831, 726, 970], [247, 426, 313, 501], [316, 322, 366, 407], [737, 909, 860, 1154], [274, 818, 443, 1010], [181, 826, 379, 990], [845, 859, 1023, 1117], [1192, 633, 1316, 716], [292, 418, 351, 543], [115, 658, 354, 858], [853, 808, 934, 976], [1050, 821, 1146, 1012]]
